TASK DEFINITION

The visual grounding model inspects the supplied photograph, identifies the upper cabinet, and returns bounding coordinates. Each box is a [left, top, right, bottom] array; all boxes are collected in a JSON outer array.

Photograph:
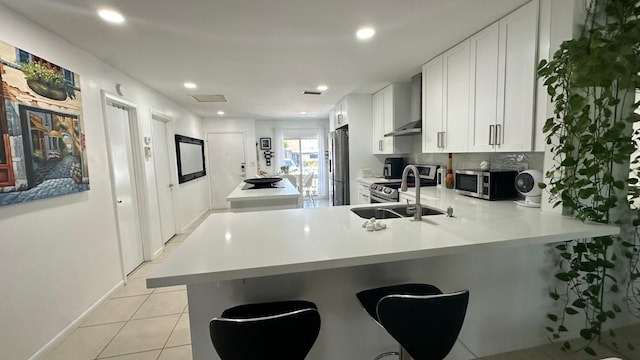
[[372, 83, 412, 154], [470, 1, 538, 152], [422, 40, 471, 153], [335, 98, 348, 128], [423, 0, 539, 153]]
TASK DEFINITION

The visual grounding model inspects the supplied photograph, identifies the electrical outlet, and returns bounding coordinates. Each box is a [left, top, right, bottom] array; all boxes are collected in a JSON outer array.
[[517, 162, 529, 171]]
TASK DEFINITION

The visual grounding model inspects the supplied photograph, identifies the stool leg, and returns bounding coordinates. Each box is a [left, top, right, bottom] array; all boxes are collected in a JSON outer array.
[[374, 351, 399, 360]]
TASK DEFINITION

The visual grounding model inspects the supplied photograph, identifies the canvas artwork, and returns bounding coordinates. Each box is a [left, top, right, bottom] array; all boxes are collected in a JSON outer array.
[[0, 40, 88, 207]]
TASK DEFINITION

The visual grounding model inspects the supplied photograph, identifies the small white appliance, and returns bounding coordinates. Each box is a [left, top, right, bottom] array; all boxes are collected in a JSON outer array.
[[514, 170, 542, 208]]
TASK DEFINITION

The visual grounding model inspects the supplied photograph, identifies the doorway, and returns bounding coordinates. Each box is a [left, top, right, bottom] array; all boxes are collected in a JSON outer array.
[[207, 132, 246, 209], [103, 94, 145, 276], [152, 113, 177, 244], [278, 129, 327, 200]]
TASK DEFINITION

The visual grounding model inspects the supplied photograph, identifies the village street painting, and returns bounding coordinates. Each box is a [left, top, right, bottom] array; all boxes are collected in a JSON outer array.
[[0, 39, 89, 206]]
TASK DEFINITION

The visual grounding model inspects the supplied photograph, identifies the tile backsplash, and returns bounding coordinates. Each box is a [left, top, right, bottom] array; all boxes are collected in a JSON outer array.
[[408, 152, 544, 172]]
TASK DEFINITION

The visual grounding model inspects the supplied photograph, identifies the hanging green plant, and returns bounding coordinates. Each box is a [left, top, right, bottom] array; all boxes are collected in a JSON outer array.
[[537, 0, 640, 356]]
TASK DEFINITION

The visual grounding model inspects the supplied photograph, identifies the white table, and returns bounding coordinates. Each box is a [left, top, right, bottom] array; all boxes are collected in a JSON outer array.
[[225, 178, 300, 212], [148, 189, 620, 359]]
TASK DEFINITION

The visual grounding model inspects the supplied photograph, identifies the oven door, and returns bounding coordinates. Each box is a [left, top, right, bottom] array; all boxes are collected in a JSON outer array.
[[454, 171, 482, 198], [370, 192, 395, 203]]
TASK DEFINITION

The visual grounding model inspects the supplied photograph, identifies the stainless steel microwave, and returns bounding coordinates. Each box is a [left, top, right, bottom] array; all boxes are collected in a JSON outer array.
[[455, 169, 518, 200]]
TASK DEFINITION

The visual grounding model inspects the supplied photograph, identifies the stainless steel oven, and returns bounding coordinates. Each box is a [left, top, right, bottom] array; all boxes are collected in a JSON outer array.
[[369, 165, 439, 203], [369, 183, 401, 203]]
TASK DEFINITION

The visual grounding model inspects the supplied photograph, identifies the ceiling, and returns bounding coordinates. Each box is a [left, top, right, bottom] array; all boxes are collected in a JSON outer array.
[[0, 0, 530, 120]]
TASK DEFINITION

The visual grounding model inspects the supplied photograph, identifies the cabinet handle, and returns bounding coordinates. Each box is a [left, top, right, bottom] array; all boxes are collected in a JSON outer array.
[[379, 140, 383, 151], [436, 132, 441, 148], [495, 124, 501, 145], [489, 125, 494, 145], [440, 132, 445, 148]]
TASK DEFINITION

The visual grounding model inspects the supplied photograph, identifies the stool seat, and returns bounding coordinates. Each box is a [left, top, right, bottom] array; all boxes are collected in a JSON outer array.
[[209, 300, 321, 360], [357, 284, 469, 360]]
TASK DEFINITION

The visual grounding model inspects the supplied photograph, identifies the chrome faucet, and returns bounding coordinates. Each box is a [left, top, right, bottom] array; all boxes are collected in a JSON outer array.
[[401, 165, 422, 221]]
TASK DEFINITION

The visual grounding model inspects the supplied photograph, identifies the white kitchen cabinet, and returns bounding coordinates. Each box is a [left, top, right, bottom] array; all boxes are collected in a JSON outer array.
[[497, 0, 538, 151], [329, 107, 336, 131], [470, 2, 538, 152], [335, 98, 348, 128], [422, 40, 471, 153], [372, 83, 412, 154], [469, 23, 501, 152], [357, 182, 371, 204], [422, 55, 444, 153]]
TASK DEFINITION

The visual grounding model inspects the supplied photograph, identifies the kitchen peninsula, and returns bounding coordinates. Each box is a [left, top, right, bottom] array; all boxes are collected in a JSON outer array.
[[225, 178, 300, 212], [147, 189, 620, 359]]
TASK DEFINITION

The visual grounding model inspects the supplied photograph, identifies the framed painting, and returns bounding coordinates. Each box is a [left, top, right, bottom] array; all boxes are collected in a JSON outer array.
[[0, 39, 89, 207], [260, 137, 271, 150]]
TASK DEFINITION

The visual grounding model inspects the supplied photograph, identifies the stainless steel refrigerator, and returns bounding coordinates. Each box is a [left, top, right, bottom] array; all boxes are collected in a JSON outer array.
[[328, 127, 349, 206]]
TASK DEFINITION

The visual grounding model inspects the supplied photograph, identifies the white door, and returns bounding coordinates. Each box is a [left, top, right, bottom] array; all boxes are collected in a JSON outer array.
[[207, 132, 246, 209], [105, 104, 144, 275], [152, 117, 177, 243]]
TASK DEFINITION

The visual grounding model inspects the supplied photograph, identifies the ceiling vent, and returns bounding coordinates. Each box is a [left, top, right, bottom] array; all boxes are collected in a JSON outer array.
[[191, 95, 228, 102], [302, 90, 323, 95]]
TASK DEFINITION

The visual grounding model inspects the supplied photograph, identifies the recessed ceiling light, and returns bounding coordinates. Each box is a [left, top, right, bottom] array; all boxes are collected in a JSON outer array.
[[356, 27, 375, 40], [300, 112, 307, 115], [317, 84, 328, 91], [184, 82, 197, 89], [217, 111, 225, 115], [98, 9, 125, 24]]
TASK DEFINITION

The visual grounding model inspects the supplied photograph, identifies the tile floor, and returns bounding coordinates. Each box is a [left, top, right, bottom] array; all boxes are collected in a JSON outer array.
[[44, 202, 637, 360]]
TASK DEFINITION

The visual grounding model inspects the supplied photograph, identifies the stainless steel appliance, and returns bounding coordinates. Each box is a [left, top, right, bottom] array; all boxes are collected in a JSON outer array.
[[328, 127, 349, 205], [383, 157, 406, 179], [455, 169, 518, 200], [384, 73, 423, 137], [371, 165, 438, 203]]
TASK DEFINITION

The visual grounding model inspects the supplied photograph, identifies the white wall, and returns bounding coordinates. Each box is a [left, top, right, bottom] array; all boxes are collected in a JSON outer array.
[[254, 118, 329, 171], [201, 117, 258, 175], [0, 5, 207, 360]]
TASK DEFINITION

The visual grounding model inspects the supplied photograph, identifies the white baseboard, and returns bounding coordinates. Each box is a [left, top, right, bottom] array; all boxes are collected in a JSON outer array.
[[152, 245, 164, 260], [180, 208, 210, 233], [28, 280, 125, 360]]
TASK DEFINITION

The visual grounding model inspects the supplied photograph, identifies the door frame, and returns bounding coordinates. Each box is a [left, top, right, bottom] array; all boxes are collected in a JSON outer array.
[[205, 130, 247, 209], [150, 109, 178, 244], [101, 91, 150, 281]]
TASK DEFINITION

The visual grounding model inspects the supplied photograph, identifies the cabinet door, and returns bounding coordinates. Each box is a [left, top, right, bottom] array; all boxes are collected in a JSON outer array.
[[443, 40, 471, 153], [358, 183, 371, 204], [469, 23, 500, 152], [372, 91, 384, 154], [381, 86, 395, 153], [329, 107, 336, 132], [497, 1, 537, 151], [422, 56, 444, 153], [336, 99, 348, 127]]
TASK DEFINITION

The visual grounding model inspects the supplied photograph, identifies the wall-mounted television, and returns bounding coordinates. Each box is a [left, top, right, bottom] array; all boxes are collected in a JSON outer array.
[[175, 134, 206, 184]]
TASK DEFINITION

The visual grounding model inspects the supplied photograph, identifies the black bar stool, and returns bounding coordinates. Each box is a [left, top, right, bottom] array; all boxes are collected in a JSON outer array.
[[209, 300, 321, 360], [357, 283, 469, 360]]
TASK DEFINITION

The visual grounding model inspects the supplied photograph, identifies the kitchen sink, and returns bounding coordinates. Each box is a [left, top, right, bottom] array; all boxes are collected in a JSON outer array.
[[350, 204, 445, 219]]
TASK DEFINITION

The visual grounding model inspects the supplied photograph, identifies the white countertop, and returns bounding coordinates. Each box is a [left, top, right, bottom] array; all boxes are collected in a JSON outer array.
[[148, 187, 619, 288], [226, 178, 300, 201], [356, 176, 400, 185]]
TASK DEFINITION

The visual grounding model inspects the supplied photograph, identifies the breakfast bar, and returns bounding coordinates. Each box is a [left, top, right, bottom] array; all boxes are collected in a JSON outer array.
[[147, 188, 620, 360], [225, 178, 300, 212]]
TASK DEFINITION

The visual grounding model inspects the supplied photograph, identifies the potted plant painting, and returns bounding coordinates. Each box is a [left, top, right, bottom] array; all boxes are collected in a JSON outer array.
[[21, 62, 76, 101]]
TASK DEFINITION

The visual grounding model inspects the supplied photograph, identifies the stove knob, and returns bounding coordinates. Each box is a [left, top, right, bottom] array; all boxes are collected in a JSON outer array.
[[384, 188, 392, 194], [371, 185, 377, 191]]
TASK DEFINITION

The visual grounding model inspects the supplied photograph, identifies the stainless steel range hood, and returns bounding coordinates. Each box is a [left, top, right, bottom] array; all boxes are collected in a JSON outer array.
[[384, 120, 422, 137], [384, 72, 422, 137]]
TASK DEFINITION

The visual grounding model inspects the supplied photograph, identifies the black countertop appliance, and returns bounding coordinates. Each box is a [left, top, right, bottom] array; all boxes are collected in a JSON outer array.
[[383, 157, 405, 179]]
